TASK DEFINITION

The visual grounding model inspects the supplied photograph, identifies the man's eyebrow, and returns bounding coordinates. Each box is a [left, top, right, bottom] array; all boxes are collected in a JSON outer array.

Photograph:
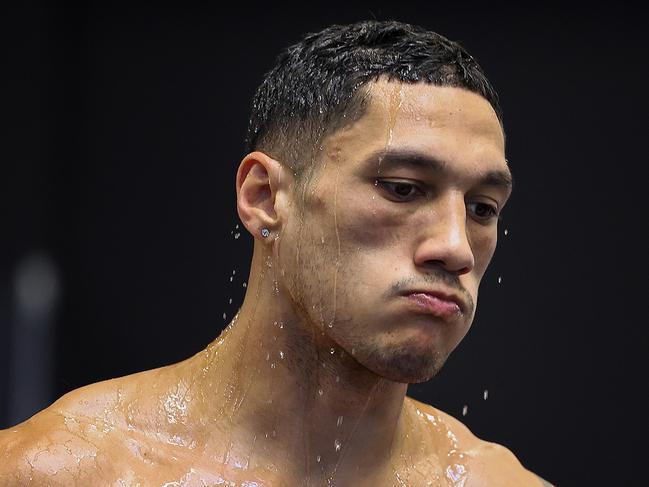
[[363, 149, 514, 189]]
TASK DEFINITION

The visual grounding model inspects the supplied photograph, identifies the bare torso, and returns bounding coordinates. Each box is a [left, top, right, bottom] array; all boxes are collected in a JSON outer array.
[[0, 361, 547, 486]]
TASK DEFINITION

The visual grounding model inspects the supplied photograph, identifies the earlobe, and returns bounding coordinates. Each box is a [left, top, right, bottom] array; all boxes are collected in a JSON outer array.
[[236, 151, 282, 239]]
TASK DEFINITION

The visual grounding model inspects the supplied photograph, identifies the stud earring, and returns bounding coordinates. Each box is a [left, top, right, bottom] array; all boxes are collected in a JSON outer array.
[[261, 228, 270, 238]]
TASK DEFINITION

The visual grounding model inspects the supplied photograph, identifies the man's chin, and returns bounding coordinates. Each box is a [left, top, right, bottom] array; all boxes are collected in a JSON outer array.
[[367, 348, 448, 384]]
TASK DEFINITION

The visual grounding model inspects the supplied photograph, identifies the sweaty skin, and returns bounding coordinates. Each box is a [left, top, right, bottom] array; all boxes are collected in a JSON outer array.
[[0, 82, 552, 486]]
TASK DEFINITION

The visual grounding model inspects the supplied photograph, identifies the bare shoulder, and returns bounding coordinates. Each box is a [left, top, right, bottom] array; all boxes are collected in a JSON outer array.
[[0, 368, 168, 486], [406, 397, 554, 487], [460, 436, 554, 487], [0, 402, 111, 486]]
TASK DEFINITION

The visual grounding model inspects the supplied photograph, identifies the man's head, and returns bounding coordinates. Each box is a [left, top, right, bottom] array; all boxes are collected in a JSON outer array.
[[244, 20, 503, 191], [237, 20, 511, 384]]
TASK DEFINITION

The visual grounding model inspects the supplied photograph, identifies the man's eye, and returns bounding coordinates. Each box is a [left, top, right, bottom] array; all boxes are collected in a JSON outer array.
[[467, 202, 499, 221], [375, 180, 422, 201]]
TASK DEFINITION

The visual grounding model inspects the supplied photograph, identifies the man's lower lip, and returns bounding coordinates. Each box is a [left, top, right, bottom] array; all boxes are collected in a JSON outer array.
[[405, 293, 461, 317]]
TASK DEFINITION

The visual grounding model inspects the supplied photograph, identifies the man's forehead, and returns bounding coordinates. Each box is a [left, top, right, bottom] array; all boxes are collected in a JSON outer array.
[[364, 80, 502, 135], [324, 80, 505, 164]]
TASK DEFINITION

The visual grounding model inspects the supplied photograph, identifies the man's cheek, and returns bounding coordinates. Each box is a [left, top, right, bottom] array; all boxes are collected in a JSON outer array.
[[471, 232, 498, 278], [336, 206, 405, 250]]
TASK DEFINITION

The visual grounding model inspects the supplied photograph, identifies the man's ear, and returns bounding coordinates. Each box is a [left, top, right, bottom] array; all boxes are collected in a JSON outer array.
[[236, 151, 287, 240]]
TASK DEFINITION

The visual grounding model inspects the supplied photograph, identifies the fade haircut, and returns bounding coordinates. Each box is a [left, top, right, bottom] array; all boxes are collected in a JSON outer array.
[[244, 20, 503, 189]]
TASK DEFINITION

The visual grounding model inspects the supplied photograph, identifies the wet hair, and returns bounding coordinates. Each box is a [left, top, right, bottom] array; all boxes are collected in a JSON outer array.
[[244, 20, 502, 188]]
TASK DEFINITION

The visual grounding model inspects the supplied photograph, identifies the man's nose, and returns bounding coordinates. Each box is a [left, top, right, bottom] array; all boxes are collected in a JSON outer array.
[[413, 193, 475, 276]]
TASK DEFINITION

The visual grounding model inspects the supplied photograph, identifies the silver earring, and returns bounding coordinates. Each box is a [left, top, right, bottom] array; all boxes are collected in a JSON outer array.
[[261, 228, 270, 238]]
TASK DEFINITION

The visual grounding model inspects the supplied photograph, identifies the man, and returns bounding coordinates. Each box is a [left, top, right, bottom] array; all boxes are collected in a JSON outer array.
[[0, 20, 554, 486]]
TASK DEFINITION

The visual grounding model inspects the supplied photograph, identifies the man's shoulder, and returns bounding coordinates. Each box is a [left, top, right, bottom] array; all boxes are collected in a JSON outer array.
[[0, 404, 107, 486], [406, 396, 554, 486], [0, 368, 169, 486]]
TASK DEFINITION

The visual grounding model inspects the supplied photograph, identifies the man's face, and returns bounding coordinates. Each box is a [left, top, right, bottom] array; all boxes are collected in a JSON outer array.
[[278, 81, 511, 383]]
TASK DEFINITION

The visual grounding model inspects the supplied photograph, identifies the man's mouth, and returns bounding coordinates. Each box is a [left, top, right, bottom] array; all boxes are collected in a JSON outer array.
[[402, 291, 463, 319]]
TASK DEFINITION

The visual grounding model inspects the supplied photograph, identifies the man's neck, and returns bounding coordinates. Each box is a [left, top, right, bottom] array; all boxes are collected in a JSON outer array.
[[185, 257, 413, 484]]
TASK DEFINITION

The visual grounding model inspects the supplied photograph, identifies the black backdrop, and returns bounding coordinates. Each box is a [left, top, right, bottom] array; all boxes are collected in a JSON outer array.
[[3, 3, 648, 486]]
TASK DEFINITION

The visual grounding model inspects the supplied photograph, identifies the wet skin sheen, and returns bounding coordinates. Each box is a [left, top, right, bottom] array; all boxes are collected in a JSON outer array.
[[0, 82, 550, 486]]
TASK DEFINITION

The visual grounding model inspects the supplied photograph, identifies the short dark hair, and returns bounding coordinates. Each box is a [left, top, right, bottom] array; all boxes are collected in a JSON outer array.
[[244, 20, 502, 187]]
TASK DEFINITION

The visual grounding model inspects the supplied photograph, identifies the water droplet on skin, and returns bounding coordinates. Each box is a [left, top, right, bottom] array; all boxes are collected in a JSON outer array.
[[335, 376, 340, 383], [318, 389, 324, 396], [446, 464, 467, 483], [462, 405, 468, 416], [497, 276, 502, 284], [279, 351, 284, 359], [330, 348, 335, 354], [334, 439, 341, 452], [337, 416, 343, 427], [265, 352, 270, 361], [351, 347, 356, 356], [270, 363, 276, 369], [483, 389, 489, 400], [321, 236, 325, 244], [316, 455, 321, 463]]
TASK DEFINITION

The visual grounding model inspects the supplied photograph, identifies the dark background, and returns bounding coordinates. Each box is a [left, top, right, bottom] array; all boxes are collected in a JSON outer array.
[[2, 3, 647, 485]]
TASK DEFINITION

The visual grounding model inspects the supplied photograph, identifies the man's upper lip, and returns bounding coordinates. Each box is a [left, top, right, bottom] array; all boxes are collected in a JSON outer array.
[[401, 288, 465, 312]]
